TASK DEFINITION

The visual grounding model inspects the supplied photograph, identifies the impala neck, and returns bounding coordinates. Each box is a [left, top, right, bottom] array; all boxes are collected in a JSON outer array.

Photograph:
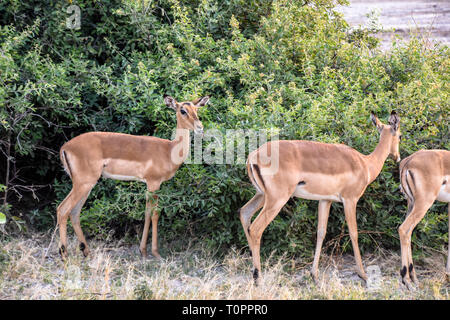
[[170, 124, 191, 166], [365, 130, 391, 184]]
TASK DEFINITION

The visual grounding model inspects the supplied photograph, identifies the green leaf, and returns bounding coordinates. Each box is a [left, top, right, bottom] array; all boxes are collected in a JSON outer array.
[[0, 212, 6, 224]]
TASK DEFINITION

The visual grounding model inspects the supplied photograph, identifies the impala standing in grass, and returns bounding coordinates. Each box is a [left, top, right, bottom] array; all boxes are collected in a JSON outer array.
[[239, 111, 401, 284], [56, 95, 209, 259], [398, 149, 450, 289]]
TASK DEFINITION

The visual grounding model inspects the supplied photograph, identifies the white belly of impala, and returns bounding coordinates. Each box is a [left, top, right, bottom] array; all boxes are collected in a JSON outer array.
[[437, 182, 450, 202], [102, 171, 146, 183], [292, 185, 341, 202]]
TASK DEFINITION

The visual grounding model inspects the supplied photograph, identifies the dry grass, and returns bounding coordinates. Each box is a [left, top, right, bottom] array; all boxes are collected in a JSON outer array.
[[0, 234, 448, 300]]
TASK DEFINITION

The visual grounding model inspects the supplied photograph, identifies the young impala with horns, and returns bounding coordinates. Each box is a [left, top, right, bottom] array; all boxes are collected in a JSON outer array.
[[239, 111, 401, 284], [398, 149, 449, 290], [56, 95, 209, 259]]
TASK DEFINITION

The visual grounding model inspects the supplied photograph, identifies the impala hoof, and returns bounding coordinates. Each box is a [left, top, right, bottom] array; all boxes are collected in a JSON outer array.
[[252, 268, 261, 286], [402, 278, 417, 291], [79, 242, 89, 257], [357, 272, 368, 282], [152, 251, 162, 260], [59, 245, 68, 260], [139, 247, 148, 258], [311, 271, 319, 285], [409, 263, 419, 284]]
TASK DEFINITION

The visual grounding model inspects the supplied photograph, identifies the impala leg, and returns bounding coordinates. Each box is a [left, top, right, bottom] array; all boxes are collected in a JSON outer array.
[[150, 195, 161, 259], [343, 198, 367, 281], [311, 200, 332, 283], [446, 204, 450, 281], [140, 192, 153, 258], [248, 195, 289, 285], [406, 233, 419, 285], [57, 190, 73, 260], [57, 183, 93, 259], [70, 189, 92, 257], [405, 199, 418, 284], [239, 193, 265, 253], [398, 198, 433, 289]]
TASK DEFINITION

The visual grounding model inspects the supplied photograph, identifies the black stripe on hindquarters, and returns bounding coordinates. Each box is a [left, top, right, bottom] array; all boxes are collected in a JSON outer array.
[[405, 171, 415, 203], [252, 164, 265, 189], [399, 157, 414, 197], [63, 150, 73, 178]]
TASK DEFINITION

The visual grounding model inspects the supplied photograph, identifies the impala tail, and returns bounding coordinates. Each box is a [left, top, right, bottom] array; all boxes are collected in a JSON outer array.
[[399, 158, 416, 214], [60, 148, 73, 180], [247, 159, 266, 194]]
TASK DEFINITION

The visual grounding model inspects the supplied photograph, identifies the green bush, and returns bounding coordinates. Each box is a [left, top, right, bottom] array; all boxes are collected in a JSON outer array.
[[0, 0, 448, 258]]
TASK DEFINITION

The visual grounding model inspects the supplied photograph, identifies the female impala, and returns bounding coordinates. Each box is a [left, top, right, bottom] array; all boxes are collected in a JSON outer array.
[[57, 95, 209, 259], [398, 149, 450, 289], [239, 111, 401, 284]]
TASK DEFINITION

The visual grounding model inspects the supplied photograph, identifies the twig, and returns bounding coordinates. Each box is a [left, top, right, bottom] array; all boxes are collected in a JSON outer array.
[[41, 224, 58, 264]]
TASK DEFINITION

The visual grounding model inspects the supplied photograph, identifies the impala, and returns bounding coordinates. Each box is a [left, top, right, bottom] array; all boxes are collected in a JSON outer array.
[[239, 111, 401, 284], [56, 95, 209, 259], [398, 149, 449, 289]]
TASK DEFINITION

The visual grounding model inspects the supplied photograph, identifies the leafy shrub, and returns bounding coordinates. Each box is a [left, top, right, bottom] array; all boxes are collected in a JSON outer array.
[[0, 0, 448, 258]]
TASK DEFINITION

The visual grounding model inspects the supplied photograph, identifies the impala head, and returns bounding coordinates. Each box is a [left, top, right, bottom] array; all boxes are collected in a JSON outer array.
[[371, 110, 401, 162], [164, 95, 209, 135]]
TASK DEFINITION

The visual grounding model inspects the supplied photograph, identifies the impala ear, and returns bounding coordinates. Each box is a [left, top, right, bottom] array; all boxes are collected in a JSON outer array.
[[194, 96, 210, 107], [370, 112, 383, 133], [388, 110, 400, 133], [164, 95, 177, 110]]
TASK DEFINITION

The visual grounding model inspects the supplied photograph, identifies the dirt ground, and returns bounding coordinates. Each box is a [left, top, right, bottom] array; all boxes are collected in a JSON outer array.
[[336, 0, 450, 50]]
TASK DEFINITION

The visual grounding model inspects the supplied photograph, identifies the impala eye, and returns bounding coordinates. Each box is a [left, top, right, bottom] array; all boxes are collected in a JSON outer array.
[[180, 109, 187, 115]]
